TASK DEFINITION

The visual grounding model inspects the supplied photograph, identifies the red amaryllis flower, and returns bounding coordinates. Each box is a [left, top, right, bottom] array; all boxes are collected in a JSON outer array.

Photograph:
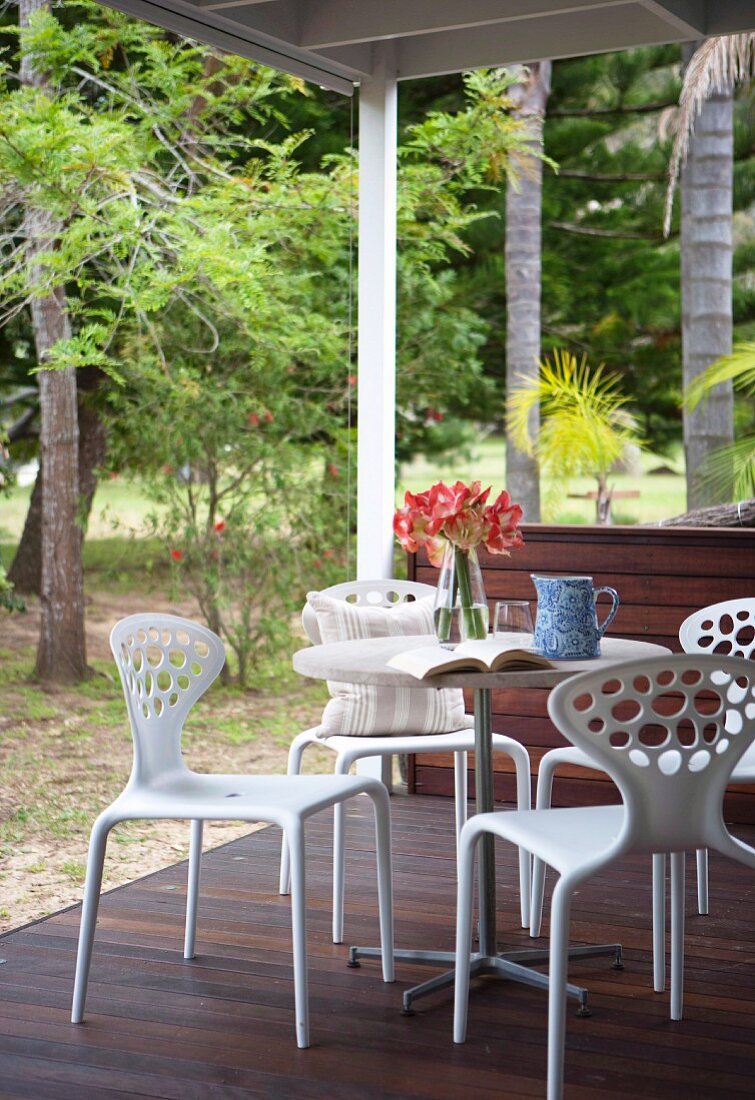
[[170, 548, 183, 562], [393, 489, 434, 553], [393, 479, 524, 564], [484, 491, 525, 556]]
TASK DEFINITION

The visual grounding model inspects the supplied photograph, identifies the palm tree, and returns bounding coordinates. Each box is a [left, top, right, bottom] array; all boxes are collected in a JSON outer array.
[[664, 34, 754, 510], [505, 61, 551, 523], [508, 349, 642, 524]]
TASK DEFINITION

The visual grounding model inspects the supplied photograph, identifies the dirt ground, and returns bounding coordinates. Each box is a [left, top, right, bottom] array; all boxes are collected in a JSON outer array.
[[0, 588, 334, 934]]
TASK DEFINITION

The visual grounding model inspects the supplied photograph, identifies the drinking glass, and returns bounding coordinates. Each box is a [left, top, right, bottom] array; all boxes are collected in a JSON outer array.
[[493, 600, 534, 643]]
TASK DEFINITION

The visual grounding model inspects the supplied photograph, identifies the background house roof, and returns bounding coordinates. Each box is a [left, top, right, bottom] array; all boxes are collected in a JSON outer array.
[[98, 1, 754, 94]]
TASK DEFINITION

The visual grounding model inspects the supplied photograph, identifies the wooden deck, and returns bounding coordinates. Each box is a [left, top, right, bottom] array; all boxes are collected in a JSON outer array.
[[1, 794, 755, 1098]]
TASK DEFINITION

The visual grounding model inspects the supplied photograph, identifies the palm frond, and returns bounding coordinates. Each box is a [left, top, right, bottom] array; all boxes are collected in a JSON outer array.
[[507, 349, 641, 486], [684, 342, 755, 409], [692, 434, 755, 500], [663, 32, 755, 236]]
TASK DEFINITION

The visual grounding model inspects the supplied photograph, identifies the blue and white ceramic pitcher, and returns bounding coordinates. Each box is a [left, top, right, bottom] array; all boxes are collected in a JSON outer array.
[[531, 574, 619, 659]]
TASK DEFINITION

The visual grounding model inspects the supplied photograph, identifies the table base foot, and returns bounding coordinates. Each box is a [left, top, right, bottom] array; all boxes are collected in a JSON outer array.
[[348, 942, 622, 1016]]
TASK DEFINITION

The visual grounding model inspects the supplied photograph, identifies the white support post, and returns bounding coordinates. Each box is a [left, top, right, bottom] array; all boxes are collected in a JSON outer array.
[[356, 47, 397, 582], [356, 48, 398, 785]]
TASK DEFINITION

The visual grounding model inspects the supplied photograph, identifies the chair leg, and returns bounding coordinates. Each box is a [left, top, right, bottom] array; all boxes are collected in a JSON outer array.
[[695, 848, 709, 915], [280, 733, 314, 895], [651, 849, 664, 998], [507, 741, 532, 929], [530, 754, 559, 938], [286, 821, 310, 1049], [331, 800, 346, 943], [453, 827, 478, 1044], [670, 851, 685, 1021], [547, 878, 574, 1100], [184, 819, 203, 959], [368, 786, 395, 983], [453, 750, 468, 856], [651, 852, 666, 992], [331, 754, 355, 944], [71, 815, 112, 1024]]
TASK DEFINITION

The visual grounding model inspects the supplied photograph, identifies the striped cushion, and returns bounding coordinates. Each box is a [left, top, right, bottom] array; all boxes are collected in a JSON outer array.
[[306, 591, 467, 738]]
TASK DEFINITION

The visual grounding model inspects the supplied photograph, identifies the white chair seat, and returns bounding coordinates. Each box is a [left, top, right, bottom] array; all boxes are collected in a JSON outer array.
[[492, 804, 625, 877], [111, 771, 376, 822]]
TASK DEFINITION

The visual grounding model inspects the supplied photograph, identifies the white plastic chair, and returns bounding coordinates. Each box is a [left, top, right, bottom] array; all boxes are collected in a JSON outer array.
[[531, 597, 755, 949], [453, 653, 755, 1100], [677, 597, 755, 910], [280, 579, 533, 940], [71, 613, 394, 1049]]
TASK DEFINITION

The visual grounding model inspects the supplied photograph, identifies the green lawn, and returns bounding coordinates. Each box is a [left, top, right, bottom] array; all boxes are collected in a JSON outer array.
[[1, 440, 686, 552], [399, 436, 686, 525]]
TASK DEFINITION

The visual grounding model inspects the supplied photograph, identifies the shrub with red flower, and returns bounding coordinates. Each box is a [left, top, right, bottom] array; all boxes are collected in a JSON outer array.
[[170, 548, 183, 562]]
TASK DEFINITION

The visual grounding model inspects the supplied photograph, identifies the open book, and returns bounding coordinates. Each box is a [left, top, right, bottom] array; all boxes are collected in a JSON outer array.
[[387, 635, 554, 679]]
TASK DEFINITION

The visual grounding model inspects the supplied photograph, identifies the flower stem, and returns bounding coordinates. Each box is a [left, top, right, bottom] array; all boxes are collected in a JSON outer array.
[[455, 548, 487, 640]]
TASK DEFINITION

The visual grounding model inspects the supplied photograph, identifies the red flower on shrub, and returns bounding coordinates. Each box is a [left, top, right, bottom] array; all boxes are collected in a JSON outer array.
[[327, 463, 339, 477], [248, 412, 260, 427], [170, 548, 183, 562], [214, 521, 226, 533], [264, 410, 274, 423]]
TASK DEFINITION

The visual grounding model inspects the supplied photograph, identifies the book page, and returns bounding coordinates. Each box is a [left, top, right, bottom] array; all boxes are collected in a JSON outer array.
[[387, 636, 551, 679], [454, 634, 537, 663]]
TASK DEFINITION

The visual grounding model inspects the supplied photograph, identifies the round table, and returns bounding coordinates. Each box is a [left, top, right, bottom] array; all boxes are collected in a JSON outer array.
[[294, 633, 670, 1012]]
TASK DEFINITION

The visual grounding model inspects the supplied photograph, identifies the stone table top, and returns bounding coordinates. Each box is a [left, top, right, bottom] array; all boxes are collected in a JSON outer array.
[[293, 634, 670, 691]]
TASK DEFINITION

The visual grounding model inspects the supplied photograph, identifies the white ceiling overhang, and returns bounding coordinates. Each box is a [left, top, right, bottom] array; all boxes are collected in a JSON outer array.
[[98, 0, 755, 95]]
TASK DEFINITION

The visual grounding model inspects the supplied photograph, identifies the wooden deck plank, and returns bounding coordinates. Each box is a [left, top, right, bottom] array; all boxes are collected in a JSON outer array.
[[1, 796, 754, 1099]]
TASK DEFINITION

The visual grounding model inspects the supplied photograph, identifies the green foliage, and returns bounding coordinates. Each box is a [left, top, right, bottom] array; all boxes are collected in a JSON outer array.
[[508, 349, 643, 519], [684, 342, 755, 499], [1, 8, 543, 670], [435, 46, 753, 453]]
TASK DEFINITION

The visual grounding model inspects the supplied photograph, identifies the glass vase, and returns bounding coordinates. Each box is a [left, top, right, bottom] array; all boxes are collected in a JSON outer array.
[[433, 544, 489, 647]]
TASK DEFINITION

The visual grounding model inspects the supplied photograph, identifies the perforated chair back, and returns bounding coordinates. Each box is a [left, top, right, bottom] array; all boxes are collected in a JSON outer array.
[[110, 613, 226, 784], [548, 654, 755, 854], [302, 579, 436, 645], [679, 598, 755, 659]]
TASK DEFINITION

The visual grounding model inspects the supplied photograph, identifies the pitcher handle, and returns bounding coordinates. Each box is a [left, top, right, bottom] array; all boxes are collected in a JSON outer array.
[[593, 586, 620, 637]]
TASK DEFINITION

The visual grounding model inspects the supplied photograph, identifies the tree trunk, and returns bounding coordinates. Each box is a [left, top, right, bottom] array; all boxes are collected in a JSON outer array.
[[7, 458, 42, 594], [505, 61, 550, 522], [21, 0, 87, 681], [681, 43, 734, 509], [8, 368, 106, 596]]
